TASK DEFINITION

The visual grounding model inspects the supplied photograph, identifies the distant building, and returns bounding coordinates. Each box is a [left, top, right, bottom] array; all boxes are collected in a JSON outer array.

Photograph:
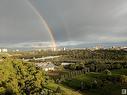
[[63, 47, 66, 51], [121, 47, 127, 51], [94, 45, 103, 50], [111, 46, 121, 50], [16, 49, 19, 52], [0, 49, 8, 52], [35, 62, 56, 71], [2, 49, 8, 52], [61, 62, 75, 66], [51, 48, 56, 51]]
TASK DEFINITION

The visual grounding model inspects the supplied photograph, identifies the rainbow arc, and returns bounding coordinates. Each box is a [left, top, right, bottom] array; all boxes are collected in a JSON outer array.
[[25, 0, 57, 51]]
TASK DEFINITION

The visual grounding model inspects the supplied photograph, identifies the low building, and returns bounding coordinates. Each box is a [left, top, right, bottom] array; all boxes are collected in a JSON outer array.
[[61, 62, 76, 66], [0, 49, 8, 52], [35, 62, 56, 71], [83, 67, 90, 73]]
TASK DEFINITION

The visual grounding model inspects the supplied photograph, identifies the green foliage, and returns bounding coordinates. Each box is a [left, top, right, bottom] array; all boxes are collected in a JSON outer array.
[[63, 72, 123, 95], [56, 86, 62, 93], [3, 49, 127, 95], [103, 69, 112, 75], [0, 59, 45, 95], [46, 82, 82, 95], [120, 75, 127, 84]]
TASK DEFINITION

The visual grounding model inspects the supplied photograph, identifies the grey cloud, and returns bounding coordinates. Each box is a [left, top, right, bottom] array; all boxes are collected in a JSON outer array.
[[0, 0, 51, 43], [0, 0, 127, 47], [33, 0, 127, 43]]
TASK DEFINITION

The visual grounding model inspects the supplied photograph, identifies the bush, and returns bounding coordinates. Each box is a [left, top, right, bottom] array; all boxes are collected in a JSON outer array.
[[120, 75, 127, 84], [56, 86, 62, 93], [103, 69, 112, 75]]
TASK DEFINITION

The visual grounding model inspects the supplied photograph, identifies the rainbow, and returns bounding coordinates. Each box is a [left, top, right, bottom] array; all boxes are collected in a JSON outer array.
[[25, 0, 57, 51]]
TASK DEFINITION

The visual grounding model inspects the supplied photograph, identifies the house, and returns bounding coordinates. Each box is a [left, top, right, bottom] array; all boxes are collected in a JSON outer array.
[[61, 62, 75, 66], [83, 67, 90, 73], [0, 49, 8, 52], [35, 62, 56, 71]]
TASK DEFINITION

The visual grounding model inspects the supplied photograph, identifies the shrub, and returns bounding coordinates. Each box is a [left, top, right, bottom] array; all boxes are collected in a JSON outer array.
[[103, 69, 112, 75]]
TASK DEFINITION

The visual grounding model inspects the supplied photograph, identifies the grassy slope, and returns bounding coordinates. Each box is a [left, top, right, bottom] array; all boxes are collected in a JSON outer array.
[[63, 72, 127, 95], [45, 82, 84, 95]]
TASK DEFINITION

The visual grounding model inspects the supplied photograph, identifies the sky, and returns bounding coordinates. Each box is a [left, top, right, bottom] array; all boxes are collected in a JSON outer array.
[[0, 0, 127, 48]]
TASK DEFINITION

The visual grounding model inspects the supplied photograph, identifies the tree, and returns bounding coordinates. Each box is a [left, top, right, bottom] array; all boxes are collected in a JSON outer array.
[[0, 59, 46, 94], [69, 64, 76, 70]]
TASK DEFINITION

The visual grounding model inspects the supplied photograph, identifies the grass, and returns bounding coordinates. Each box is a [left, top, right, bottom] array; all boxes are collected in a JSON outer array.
[[45, 81, 83, 95], [111, 68, 127, 75], [47, 69, 127, 95], [62, 71, 126, 95]]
